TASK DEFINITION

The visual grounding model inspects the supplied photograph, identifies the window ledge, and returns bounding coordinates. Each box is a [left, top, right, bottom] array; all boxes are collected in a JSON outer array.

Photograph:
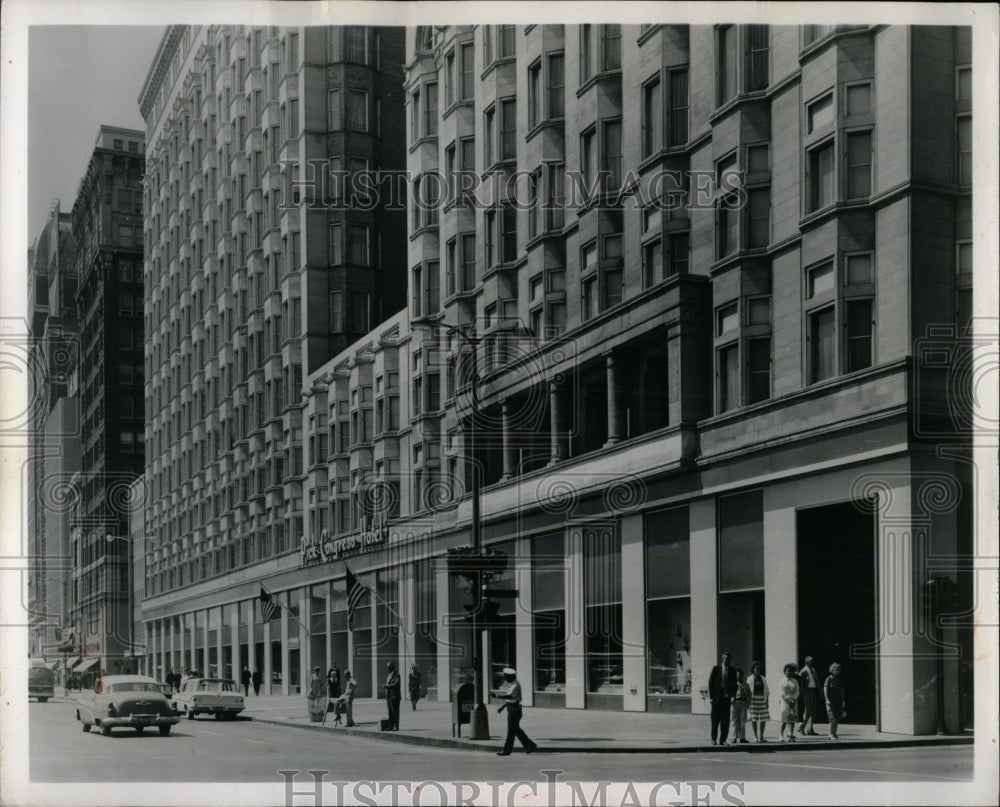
[[576, 70, 622, 99], [525, 118, 565, 144], [407, 135, 438, 155], [708, 90, 768, 126]]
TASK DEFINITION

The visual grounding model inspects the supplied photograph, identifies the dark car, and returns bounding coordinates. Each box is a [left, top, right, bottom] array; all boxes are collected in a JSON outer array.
[[76, 674, 180, 736]]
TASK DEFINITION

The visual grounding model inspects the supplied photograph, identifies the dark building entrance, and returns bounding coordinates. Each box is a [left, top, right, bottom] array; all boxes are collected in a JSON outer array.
[[797, 501, 877, 725]]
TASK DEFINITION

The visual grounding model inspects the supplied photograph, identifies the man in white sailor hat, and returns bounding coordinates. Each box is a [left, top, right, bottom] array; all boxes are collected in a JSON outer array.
[[493, 666, 537, 756]]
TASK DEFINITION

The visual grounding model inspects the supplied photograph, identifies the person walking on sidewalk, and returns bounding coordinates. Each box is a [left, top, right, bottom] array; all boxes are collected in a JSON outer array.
[[251, 668, 262, 696], [240, 666, 251, 697], [745, 661, 771, 743], [342, 670, 358, 727], [308, 667, 326, 722], [730, 668, 751, 744], [495, 667, 537, 756], [779, 663, 801, 742], [824, 662, 846, 740], [408, 664, 422, 711], [797, 655, 820, 736], [708, 651, 737, 745], [384, 662, 402, 730]]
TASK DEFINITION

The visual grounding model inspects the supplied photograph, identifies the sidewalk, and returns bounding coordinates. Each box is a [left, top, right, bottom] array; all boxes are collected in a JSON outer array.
[[239, 694, 973, 754]]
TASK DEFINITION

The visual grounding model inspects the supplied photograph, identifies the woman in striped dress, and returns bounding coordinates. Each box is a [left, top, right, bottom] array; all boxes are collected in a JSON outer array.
[[745, 660, 771, 742]]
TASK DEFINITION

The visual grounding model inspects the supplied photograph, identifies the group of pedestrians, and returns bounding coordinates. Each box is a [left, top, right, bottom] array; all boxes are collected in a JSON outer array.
[[708, 652, 847, 744], [239, 666, 263, 696]]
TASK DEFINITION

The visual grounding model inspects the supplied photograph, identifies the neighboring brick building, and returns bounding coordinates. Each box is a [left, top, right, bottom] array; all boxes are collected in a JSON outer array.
[[141, 25, 974, 734], [137, 25, 407, 689]]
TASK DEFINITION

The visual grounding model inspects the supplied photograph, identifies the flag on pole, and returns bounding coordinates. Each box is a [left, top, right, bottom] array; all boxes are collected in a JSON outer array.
[[345, 564, 369, 631], [260, 586, 279, 622]]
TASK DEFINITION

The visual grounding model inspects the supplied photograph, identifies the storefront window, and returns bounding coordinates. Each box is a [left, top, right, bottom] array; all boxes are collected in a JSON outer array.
[[487, 541, 517, 693], [584, 527, 622, 695], [718, 490, 764, 591], [532, 533, 565, 694], [646, 506, 691, 696], [414, 558, 437, 700], [310, 584, 328, 676], [376, 568, 399, 671]]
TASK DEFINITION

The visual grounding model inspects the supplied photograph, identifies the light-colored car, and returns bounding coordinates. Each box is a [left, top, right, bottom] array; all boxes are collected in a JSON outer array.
[[170, 677, 245, 720], [76, 674, 179, 736]]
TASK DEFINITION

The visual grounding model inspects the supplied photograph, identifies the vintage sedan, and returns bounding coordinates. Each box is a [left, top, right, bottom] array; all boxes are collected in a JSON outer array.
[[170, 677, 245, 720], [76, 674, 179, 736]]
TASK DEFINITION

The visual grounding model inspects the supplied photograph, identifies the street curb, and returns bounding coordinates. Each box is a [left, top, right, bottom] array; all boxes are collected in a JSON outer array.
[[246, 714, 975, 755]]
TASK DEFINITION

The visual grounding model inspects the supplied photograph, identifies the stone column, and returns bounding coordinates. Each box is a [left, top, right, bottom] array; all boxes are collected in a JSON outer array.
[[228, 602, 239, 681], [548, 379, 563, 466], [564, 526, 586, 708], [435, 563, 450, 702], [605, 352, 623, 446], [689, 498, 717, 716], [263, 619, 272, 695], [280, 596, 290, 695], [501, 401, 516, 480], [621, 513, 646, 711], [298, 588, 309, 694]]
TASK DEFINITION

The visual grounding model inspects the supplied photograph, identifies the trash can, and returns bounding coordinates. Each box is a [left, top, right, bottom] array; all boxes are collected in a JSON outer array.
[[307, 696, 326, 722], [451, 682, 474, 737]]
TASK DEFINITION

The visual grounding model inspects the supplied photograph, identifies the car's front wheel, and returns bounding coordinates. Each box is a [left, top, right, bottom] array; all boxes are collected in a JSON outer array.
[[158, 724, 171, 736], [135, 726, 145, 735], [81, 721, 91, 733], [100, 724, 111, 736], [186, 707, 195, 720], [38, 697, 49, 703]]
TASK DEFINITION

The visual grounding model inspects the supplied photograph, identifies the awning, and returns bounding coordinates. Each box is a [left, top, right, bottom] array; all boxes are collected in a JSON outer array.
[[67, 656, 83, 669], [75, 657, 99, 672]]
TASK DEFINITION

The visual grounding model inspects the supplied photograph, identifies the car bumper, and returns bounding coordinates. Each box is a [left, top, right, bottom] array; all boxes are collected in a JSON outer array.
[[194, 706, 244, 714], [102, 714, 180, 728]]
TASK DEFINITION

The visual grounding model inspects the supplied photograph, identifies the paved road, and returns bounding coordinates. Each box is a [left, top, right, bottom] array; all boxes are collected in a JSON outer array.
[[29, 699, 973, 784]]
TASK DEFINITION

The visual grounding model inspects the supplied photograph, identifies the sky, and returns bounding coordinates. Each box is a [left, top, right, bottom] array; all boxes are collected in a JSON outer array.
[[28, 25, 166, 242]]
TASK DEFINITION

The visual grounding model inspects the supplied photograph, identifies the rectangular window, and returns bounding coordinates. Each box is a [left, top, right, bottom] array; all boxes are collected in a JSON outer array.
[[528, 62, 541, 129], [500, 99, 516, 160], [747, 187, 770, 248], [411, 88, 421, 142], [668, 232, 689, 277], [347, 224, 369, 265], [460, 233, 476, 290], [580, 25, 593, 83], [808, 141, 835, 212], [846, 131, 872, 199], [809, 306, 836, 383], [546, 163, 565, 231], [330, 291, 343, 333], [445, 50, 455, 107], [346, 91, 367, 132], [582, 275, 597, 321], [746, 337, 771, 404], [500, 204, 517, 263], [484, 106, 495, 166], [459, 44, 474, 100], [668, 69, 689, 146], [602, 268, 623, 310], [846, 84, 872, 117], [344, 26, 366, 64], [581, 128, 595, 190], [718, 344, 739, 412], [643, 239, 663, 288], [957, 117, 972, 186], [643, 77, 662, 158], [846, 253, 873, 285], [745, 25, 768, 91], [846, 299, 874, 372], [425, 261, 440, 314], [548, 53, 565, 118], [329, 223, 342, 265], [328, 89, 341, 130], [424, 83, 438, 136], [717, 25, 737, 105], [718, 490, 764, 591], [808, 94, 834, 133], [601, 25, 621, 71], [807, 261, 834, 298], [717, 303, 738, 336], [602, 119, 623, 190], [498, 25, 515, 58]]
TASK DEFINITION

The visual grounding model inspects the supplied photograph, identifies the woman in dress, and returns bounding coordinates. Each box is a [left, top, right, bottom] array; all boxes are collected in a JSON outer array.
[[779, 663, 801, 741], [730, 668, 751, 744], [745, 660, 770, 742], [408, 664, 422, 711], [342, 670, 359, 727], [824, 662, 846, 739]]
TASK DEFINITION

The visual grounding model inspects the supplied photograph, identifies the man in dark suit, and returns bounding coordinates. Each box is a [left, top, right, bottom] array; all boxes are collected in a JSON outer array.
[[240, 666, 251, 697], [708, 651, 737, 745], [385, 662, 402, 730], [251, 668, 262, 696]]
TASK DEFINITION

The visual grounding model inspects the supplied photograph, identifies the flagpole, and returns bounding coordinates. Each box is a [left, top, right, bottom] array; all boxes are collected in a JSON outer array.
[[344, 562, 409, 667]]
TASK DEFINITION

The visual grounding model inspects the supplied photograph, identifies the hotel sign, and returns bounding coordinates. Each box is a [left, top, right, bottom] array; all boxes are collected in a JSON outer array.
[[301, 526, 387, 565]]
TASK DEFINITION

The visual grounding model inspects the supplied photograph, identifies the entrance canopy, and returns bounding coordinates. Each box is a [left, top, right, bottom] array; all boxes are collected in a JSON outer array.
[[75, 657, 99, 673]]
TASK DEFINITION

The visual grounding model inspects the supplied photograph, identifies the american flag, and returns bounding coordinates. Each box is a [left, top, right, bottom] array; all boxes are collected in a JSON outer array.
[[345, 564, 369, 631], [259, 586, 279, 622]]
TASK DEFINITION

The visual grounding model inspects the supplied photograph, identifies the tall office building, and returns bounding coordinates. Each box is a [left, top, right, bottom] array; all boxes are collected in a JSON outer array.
[[141, 24, 974, 734], [27, 200, 79, 668], [67, 126, 147, 678], [137, 25, 407, 687]]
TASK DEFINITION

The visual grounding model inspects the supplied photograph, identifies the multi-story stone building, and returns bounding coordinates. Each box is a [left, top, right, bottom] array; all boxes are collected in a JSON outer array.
[[68, 126, 147, 679], [141, 24, 974, 734], [27, 200, 80, 670], [137, 25, 407, 688]]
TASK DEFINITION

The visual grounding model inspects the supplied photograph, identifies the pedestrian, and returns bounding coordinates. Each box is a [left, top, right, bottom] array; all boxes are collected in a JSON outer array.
[[745, 660, 771, 742], [240, 666, 251, 697], [327, 668, 341, 699], [308, 666, 326, 722], [408, 664, 422, 711], [331, 664, 342, 697], [707, 651, 737, 745], [495, 667, 537, 756], [342, 670, 358, 726], [779, 663, 801, 742], [251, 668, 262, 696], [384, 662, 402, 730], [730, 668, 750, 744], [797, 655, 820, 736], [824, 662, 846, 740]]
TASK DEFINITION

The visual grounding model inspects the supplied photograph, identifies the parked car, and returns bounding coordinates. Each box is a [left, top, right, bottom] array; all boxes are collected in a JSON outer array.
[[170, 677, 245, 720], [29, 659, 56, 702], [76, 674, 179, 736]]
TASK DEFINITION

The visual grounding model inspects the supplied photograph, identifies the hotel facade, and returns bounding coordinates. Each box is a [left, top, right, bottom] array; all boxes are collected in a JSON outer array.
[[139, 24, 974, 735]]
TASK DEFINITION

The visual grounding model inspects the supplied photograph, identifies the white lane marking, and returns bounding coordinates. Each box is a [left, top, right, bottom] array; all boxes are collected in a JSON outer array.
[[244, 739, 266, 744], [720, 755, 970, 781], [196, 729, 223, 736]]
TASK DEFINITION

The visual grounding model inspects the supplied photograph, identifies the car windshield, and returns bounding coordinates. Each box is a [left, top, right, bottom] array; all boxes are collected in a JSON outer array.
[[107, 682, 161, 694], [197, 679, 236, 692]]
